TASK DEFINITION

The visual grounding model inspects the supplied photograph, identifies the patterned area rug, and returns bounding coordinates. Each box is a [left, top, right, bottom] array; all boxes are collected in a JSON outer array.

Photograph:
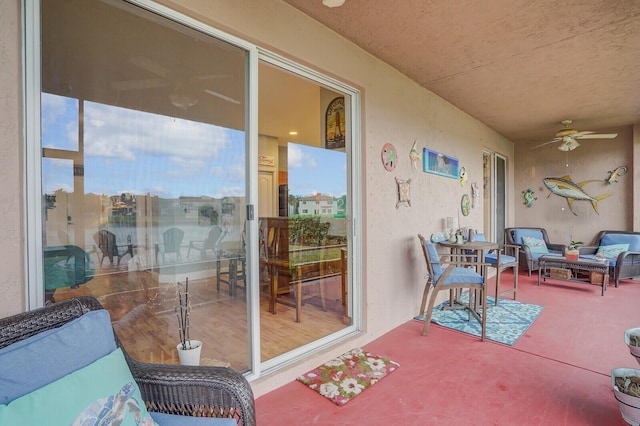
[[414, 296, 544, 345], [297, 348, 399, 406]]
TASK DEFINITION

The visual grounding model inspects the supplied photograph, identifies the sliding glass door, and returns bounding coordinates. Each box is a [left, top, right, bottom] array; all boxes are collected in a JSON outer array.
[[483, 151, 507, 244], [39, 0, 251, 370]]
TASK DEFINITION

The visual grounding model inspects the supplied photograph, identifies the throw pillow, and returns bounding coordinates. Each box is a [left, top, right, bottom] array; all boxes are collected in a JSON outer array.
[[522, 236, 549, 254], [0, 310, 116, 404], [595, 243, 629, 261], [0, 348, 155, 425], [513, 229, 544, 245]]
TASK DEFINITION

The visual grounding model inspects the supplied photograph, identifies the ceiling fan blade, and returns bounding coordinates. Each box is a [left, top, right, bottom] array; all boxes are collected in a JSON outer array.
[[571, 131, 595, 137], [531, 138, 561, 150], [111, 78, 169, 91], [575, 133, 618, 139], [204, 88, 241, 104], [129, 56, 171, 79]]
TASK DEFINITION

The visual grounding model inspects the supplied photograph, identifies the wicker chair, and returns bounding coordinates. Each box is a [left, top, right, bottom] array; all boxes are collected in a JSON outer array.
[[504, 227, 565, 276], [0, 296, 255, 426]]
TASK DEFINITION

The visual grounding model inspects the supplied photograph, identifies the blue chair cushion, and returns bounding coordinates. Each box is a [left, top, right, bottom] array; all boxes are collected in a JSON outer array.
[[442, 267, 484, 285], [601, 233, 640, 252], [424, 240, 444, 279], [150, 412, 237, 425], [580, 253, 617, 267], [0, 310, 116, 404], [531, 252, 563, 260], [513, 229, 544, 245], [485, 253, 517, 265]]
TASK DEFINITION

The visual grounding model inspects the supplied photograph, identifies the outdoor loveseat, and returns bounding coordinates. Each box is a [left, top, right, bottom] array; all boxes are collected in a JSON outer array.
[[0, 296, 255, 425], [576, 230, 640, 287]]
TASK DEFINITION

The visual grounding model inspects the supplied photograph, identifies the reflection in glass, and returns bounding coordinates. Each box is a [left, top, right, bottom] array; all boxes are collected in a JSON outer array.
[[41, 0, 249, 372], [258, 60, 351, 363]]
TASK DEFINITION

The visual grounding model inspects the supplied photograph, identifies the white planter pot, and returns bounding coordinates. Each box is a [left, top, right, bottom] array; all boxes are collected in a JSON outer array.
[[625, 328, 640, 366], [176, 340, 202, 366], [612, 368, 640, 426]]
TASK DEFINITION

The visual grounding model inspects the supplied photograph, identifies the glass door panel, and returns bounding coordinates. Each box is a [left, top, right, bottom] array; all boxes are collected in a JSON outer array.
[[483, 151, 507, 244], [258, 62, 351, 362], [41, 0, 250, 371]]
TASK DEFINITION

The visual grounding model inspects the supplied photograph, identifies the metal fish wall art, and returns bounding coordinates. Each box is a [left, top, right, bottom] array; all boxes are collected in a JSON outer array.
[[542, 175, 612, 216]]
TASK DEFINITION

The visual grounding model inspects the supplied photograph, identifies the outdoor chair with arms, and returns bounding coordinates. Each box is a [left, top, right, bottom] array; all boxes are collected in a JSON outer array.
[[418, 234, 489, 341]]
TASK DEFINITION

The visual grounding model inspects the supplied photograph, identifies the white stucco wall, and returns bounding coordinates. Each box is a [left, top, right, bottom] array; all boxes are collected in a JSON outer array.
[[0, 0, 24, 316], [514, 125, 633, 245], [0, 0, 514, 395]]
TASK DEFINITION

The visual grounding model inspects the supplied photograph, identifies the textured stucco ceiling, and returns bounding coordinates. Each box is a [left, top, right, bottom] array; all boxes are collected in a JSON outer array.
[[283, 0, 640, 146]]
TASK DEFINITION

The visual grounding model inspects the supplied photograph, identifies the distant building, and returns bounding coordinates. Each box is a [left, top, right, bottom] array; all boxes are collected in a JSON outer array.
[[298, 194, 336, 215]]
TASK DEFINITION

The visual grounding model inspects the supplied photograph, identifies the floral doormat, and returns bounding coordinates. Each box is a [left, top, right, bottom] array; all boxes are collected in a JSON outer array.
[[296, 348, 399, 406]]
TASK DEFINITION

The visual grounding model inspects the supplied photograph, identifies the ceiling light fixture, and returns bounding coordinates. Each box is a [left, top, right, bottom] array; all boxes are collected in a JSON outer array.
[[169, 83, 198, 110], [289, 131, 298, 136], [169, 92, 198, 110], [323, 0, 346, 8]]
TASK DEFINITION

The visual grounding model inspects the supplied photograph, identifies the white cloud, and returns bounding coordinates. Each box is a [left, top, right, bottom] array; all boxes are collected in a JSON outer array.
[[288, 143, 317, 169], [83, 102, 232, 161]]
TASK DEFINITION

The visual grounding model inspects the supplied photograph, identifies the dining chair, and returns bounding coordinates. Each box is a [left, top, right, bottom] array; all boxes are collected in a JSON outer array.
[[474, 233, 519, 305], [417, 234, 488, 341], [216, 228, 246, 297]]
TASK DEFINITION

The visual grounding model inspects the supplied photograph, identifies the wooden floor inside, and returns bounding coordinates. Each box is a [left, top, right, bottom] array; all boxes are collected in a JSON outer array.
[[53, 266, 350, 371]]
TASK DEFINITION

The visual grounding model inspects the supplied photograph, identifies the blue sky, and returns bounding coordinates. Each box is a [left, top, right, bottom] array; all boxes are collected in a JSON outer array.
[[288, 143, 346, 198], [42, 93, 346, 200]]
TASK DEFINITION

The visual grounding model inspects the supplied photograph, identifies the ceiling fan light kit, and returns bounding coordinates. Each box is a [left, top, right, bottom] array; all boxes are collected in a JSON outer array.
[[169, 89, 198, 110], [532, 119, 618, 151], [323, 0, 346, 7]]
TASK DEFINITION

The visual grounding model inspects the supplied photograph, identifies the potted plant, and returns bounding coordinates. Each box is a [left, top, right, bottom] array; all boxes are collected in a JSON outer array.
[[566, 228, 582, 260], [612, 368, 640, 425], [626, 327, 640, 366], [174, 278, 202, 366]]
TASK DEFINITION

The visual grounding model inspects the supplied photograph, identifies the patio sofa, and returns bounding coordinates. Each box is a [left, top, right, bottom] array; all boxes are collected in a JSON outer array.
[[576, 230, 640, 287], [505, 227, 565, 276], [0, 296, 255, 425]]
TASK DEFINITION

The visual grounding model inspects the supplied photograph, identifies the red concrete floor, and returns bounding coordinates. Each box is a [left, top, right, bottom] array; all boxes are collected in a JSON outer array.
[[256, 270, 640, 425]]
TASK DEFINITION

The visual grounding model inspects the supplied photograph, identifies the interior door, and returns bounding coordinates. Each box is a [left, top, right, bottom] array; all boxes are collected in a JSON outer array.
[[258, 171, 275, 217]]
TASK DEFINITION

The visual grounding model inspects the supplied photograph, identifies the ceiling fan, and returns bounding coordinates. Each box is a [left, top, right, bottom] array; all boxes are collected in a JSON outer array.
[[531, 119, 618, 151], [111, 56, 239, 109]]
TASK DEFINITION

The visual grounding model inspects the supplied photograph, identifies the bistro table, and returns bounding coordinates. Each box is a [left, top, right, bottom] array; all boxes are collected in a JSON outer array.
[[438, 240, 498, 266], [438, 239, 498, 309]]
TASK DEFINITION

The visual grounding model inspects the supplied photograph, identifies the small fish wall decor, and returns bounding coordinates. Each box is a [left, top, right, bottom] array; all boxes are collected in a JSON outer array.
[[543, 175, 612, 216], [459, 167, 468, 186], [409, 140, 421, 171], [522, 188, 537, 208], [605, 166, 628, 185]]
